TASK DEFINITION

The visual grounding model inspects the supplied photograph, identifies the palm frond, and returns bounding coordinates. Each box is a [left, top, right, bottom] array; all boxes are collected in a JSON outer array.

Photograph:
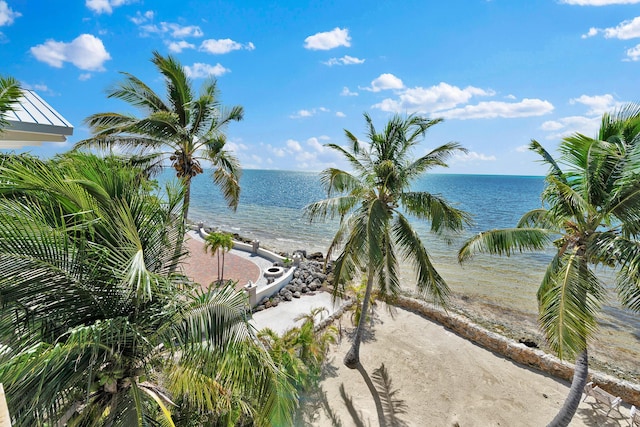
[[530, 140, 565, 181], [537, 253, 604, 359], [458, 228, 550, 263], [401, 191, 472, 233], [0, 76, 22, 130], [394, 213, 449, 304], [152, 51, 193, 127]]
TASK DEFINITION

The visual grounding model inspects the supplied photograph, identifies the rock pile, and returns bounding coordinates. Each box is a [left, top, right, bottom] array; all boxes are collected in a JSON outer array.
[[253, 260, 331, 312]]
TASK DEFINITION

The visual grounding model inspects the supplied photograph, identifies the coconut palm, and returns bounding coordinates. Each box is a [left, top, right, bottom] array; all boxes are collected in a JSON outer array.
[[0, 152, 293, 426], [75, 51, 243, 222], [458, 104, 640, 426], [305, 113, 471, 369], [0, 76, 22, 131]]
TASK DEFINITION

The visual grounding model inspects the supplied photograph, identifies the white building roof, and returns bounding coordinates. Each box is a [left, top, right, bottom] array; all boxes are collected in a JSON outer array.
[[1, 90, 74, 149]]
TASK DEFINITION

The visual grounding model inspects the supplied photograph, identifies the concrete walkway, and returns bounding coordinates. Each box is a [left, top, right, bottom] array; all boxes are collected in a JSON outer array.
[[251, 292, 342, 335]]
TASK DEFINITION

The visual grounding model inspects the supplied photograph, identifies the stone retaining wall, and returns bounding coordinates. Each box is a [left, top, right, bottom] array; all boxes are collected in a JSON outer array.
[[394, 294, 640, 407]]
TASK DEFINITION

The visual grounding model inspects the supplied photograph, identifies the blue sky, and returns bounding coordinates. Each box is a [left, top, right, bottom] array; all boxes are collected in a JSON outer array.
[[2, 0, 640, 175]]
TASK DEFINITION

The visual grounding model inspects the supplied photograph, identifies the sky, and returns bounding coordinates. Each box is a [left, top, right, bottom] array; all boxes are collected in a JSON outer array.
[[2, 0, 640, 175]]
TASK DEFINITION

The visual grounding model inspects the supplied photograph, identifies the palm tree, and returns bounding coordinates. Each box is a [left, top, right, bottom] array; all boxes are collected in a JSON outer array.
[[0, 76, 22, 131], [0, 153, 294, 426], [305, 113, 471, 369], [75, 51, 243, 222], [458, 104, 640, 426], [204, 231, 234, 284]]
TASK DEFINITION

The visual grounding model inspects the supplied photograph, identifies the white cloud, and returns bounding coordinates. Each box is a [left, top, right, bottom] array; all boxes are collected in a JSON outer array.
[[167, 40, 195, 53], [442, 99, 554, 120], [200, 38, 254, 54], [289, 107, 330, 118], [364, 73, 404, 92], [286, 139, 302, 152], [336, 111, 346, 117], [86, 0, 133, 14], [0, 1, 20, 26], [79, 73, 92, 81], [540, 121, 565, 131], [626, 43, 640, 60], [30, 34, 111, 71], [452, 151, 496, 163], [140, 22, 203, 38], [304, 27, 351, 50], [341, 87, 358, 96], [323, 55, 365, 66], [542, 115, 602, 140], [372, 81, 496, 114], [583, 16, 640, 40], [183, 62, 229, 78], [21, 82, 54, 95], [561, 0, 640, 4], [226, 140, 249, 154], [570, 94, 619, 115], [515, 145, 530, 153], [290, 109, 313, 118], [582, 27, 600, 38], [129, 10, 153, 25]]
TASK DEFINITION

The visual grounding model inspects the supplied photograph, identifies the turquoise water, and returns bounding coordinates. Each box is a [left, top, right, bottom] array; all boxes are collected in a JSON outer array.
[[160, 169, 640, 373]]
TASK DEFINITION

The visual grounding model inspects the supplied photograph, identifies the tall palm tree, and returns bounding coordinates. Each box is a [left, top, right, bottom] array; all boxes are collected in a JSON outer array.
[[0, 76, 22, 131], [458, 104, 640, 426], [0, 153, 293, 426], [306, 113, 471, 369], [75, 51, 243, 222], [204, 231, 234, 284]]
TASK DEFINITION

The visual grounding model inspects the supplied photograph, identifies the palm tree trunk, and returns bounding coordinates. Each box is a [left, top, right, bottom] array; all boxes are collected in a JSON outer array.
[[182, 178, 192, 224], [221, 251, 225, 282], [344, 266, 375, 369], [546, 349, 589, 427], [217, 251, 221, 283]]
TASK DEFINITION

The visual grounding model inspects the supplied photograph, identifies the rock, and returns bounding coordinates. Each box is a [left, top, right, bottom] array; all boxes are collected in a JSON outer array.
[[308, 252, 324, 261], [284, 291, 293, 301], [301, 286, 309, 293], [314, 273, 327, 282], [518, 337, 539, 348], [271, 298, 280, 307], [293, 291, 301, 298], [254, 305, 265, 312], [264, 300, 273, 309]]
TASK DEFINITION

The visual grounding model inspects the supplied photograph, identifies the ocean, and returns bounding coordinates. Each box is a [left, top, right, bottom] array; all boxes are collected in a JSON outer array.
[[160, 169, 640, 377]]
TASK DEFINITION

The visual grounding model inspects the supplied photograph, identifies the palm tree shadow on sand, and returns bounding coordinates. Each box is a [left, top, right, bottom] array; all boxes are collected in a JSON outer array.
[[300, 362, 408, 427]]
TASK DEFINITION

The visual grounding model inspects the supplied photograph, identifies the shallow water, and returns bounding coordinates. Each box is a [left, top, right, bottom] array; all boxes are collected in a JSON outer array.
[[160, 169, 640, 378]]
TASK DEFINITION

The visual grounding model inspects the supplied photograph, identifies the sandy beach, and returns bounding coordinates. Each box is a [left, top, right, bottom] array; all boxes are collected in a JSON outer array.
[[309, 305, 631, 426]]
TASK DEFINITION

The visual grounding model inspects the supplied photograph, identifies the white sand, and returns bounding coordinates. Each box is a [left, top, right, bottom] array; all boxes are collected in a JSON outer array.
[[309, 305, 631, 427]]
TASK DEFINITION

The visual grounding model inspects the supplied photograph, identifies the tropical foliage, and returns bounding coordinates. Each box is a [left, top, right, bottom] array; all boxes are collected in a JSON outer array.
[[306, 113, 471, 368], [0, 152, 293, 426], [258, 307, 337, 392], [0, 76, 22, 131], [76, 51, 243, 222], [458, 104, 640, 426]]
